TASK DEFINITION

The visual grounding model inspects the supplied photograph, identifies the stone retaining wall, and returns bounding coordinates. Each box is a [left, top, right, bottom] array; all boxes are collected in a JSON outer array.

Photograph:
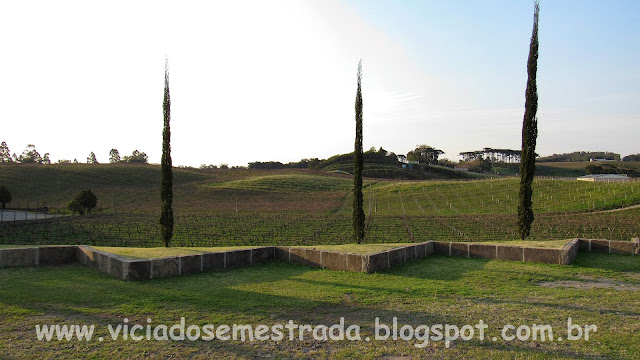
[[276, 242, 434, 274], [0, 238, 635, 281], [578, 238, 639, 255], [0, 246, 76, 267], [432, 239, 581, 265], [76, 246, 276, 280]]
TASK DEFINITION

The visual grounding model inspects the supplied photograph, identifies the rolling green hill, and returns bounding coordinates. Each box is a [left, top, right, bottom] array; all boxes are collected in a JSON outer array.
[[536, 161, 640, 177], [1, 164, 639, 246], [205, 174, 352, 192], [361, 178, 640, 216]]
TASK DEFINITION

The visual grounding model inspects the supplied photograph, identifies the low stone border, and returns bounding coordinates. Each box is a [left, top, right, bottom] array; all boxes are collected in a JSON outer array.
[[432, 239, 581, 265], [0, 239, 636, 280], [76, 246, 276, 280], [0, 246, 76, 267], [578, 238, 639, 255], [276, 242, 434, 273]]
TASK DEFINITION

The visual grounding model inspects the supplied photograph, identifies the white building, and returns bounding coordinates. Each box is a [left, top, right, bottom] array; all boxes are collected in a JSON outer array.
[[576, 174, 631, 182]]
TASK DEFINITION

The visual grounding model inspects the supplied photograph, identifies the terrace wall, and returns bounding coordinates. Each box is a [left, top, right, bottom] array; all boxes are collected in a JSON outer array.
[[275, 242, 434, 274], [578, 238, 639, 255], [0, 246, 76, 267], [432, 239, 581, 265], [75, 246, 277, 281], [0, 238, 634, 281]]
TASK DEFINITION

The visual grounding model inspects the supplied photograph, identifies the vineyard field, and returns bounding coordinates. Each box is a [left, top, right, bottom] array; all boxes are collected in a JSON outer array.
[[0, 165, 638, 247]]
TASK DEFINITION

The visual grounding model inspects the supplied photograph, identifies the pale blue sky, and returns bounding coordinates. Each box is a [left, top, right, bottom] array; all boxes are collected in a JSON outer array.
[[0, 0, 638, 166]]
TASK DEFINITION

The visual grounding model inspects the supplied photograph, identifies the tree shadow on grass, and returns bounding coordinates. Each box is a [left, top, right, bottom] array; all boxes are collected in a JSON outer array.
[[0, 260, 633, 359], [572, 252, 640, 273]]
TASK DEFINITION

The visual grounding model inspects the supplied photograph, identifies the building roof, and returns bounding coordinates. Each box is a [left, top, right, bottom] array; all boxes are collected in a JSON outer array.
[[577, 174, 629, 179]]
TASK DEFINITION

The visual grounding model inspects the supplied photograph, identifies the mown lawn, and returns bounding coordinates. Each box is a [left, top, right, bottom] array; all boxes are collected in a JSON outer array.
[[94, 244, 413, 259], [478, 239, 572, 248], [93, 246, 261, 259], [0, 252, 638, 359]]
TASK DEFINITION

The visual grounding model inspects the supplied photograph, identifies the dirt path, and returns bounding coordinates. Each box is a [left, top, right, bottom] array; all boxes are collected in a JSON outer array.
[[0, 210, 64, 222], [594, 204, 640, 214], [539, 274, 640, 291]]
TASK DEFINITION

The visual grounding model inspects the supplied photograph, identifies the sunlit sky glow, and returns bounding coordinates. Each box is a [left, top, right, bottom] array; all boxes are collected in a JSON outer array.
[[1, 0, 638, 166]]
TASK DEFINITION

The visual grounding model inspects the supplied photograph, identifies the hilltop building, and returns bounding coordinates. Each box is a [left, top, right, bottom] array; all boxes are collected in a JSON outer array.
[[459, 148, 521, 163], [576, 174, 631, 182]]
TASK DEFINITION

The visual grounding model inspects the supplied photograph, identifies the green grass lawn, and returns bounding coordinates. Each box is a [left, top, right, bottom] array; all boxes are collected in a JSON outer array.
[[477, 239, 572, 249], [95, 244, 412, 258], [0, 253, 638, 359], [204, 173, 352, 193], [299, 243, 411, 254], [92, 246, 261, 259], [2, 166, 640, 247], [364, 178, 640, 216]]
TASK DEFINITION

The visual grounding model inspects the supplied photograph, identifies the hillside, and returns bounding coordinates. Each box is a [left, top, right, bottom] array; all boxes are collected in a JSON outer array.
[[537, 161, 640, 177], [1, 165, 639, 247], [0, 165, 354, 214]]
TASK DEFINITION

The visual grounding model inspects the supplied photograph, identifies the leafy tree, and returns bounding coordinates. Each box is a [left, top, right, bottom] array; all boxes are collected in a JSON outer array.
[[42, 153, 51, 164], [160, 58, 174, 248], [73, 158, 78, 164], [518, 1, 540, 240], [407, 145, 444, 164], [623, 154, 640, 162], [19, 144, 43, 164], [123, 150, 148, 164], [69, 190, 97, 215], [353, 60, 365, 244], [0, 142, 12, 163], [87, 152, 98, 164], [109, 149, 121, 163], [67, 199, 84, 215], [219, 164, 229, 169], [537, 151, 620, 162], [0, 186, 11, 209]]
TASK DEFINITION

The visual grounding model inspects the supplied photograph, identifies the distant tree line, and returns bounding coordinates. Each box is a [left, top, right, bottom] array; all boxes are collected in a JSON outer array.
[[0, 142, 50, 164], [407, 145, 444, 165], [586, 163, 638, 176], [247, 147, 399, 171], [0, 141, 148, 165], [622, 154, 640, 162], [537, 151, 621, 162]]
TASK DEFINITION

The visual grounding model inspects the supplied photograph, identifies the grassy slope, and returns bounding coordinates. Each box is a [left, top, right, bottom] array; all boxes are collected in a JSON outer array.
[[204, 174, 352, 192], [3, 164, 638, 216], [478, 239, 571, 248], [536, 161, 640, 177], [1, 166, 639, 246], [0, 165, 349, 214], [364, 178, 640, 216], [0, 163, 207, 211], [93, 244, 413, 259], [0, 253, 638, 359]]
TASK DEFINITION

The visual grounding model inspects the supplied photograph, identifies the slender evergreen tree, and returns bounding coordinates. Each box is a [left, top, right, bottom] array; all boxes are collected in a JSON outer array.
[[353, 60, 365, 244], [160, 58, 174, 247], [518, 2, 540, 240]]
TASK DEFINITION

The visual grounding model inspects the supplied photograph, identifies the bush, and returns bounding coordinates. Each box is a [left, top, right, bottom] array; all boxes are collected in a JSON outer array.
[[68, 199, 84, 215], [0, 186, 11, 209], [69, 190, 98, 215]]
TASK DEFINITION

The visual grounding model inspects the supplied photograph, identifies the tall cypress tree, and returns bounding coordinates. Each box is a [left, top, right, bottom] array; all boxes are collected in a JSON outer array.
[[353, 60, 365, 244], [518, 2, 540, 240], [160, 58, 174, 247]]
